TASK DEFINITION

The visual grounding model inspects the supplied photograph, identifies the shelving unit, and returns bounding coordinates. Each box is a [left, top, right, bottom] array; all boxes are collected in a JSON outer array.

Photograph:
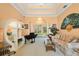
[[17, 37, 25, 49], [4, 21, 25, 52]]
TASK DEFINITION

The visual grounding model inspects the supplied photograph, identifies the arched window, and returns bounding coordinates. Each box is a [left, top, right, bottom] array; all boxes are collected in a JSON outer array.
[[61, 13, 79, 29]]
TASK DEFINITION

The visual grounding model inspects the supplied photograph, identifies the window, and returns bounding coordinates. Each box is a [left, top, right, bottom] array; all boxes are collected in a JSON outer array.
[[61, 13, 79, 29]]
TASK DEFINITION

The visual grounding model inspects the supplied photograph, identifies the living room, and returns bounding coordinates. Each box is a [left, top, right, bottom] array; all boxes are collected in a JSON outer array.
[[1, 3, 79, 56]]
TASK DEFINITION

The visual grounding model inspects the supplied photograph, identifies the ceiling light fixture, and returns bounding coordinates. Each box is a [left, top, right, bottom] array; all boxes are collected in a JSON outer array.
[[38, 17, 42, 21]]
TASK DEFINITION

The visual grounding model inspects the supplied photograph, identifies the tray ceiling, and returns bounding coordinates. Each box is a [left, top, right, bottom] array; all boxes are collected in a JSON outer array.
[[11, 3, 71, 17]]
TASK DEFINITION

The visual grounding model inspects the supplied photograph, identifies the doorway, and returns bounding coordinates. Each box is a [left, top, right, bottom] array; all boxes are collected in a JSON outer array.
[[34, 24, 50, 36]]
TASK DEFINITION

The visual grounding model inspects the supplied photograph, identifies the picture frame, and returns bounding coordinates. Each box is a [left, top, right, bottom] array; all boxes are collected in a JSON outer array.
[[22, 24, 28, 29]]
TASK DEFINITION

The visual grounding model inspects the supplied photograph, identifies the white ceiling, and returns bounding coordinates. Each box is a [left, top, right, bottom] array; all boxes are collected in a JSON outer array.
[[11, 3, 71, 17]]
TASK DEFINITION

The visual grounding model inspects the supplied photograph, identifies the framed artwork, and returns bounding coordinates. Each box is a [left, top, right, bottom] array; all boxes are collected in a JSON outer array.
[[22, 24, 28, 29]]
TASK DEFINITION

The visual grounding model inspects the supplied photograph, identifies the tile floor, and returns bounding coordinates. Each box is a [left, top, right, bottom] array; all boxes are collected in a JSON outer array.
[[15, 36, 64, 56]]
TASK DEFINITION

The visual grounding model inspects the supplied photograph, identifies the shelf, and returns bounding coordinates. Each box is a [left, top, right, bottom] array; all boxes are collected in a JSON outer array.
[[17, 37, 25, 49]]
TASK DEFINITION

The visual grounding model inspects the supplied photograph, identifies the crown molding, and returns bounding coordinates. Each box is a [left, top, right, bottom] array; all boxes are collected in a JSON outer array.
[[56, 4, 72, 17], [11, 3, 25, 16], [11, 3, 72, 17]]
